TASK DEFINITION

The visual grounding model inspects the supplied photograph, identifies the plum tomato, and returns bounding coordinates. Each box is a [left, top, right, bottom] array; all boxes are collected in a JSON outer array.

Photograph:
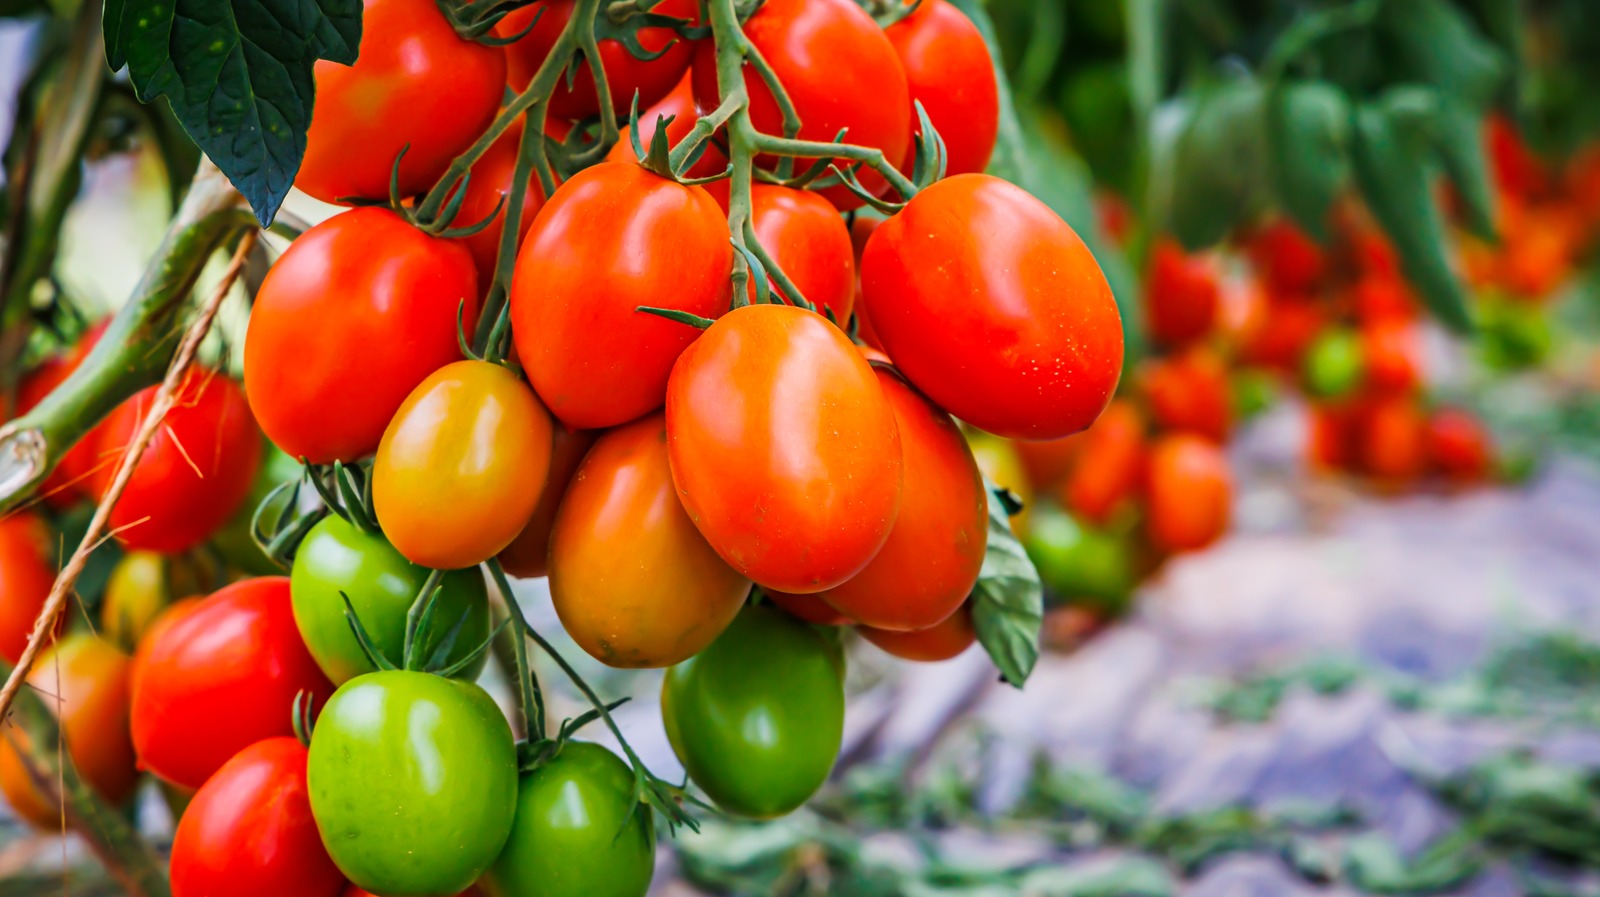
[[1139, 346, 1233, 443], [0, 512, 57, 665], [497, 425, 598, 579], [665, 304, 903, 594], [749, 184, 855, 323], [1145, 239, 1220, 349], [859, 603, 977, 662], [246, 208, 478, 464], [511, 162, 731, 429], [606, 72, 730, 204], [308, 671, 516, 897], [766, 590, 852, 626], [662, 605, 844, 818], [1356, 394, 1428, 483], [885, 0, 999, 177], [549, 414, 750, 668], [1060, 399, 1146, 526], [1428, 407, 1494, 483], [861, 174, 1124, 440], [448, 118, 553, 287], [100, 550, 169, 653], [1145, 434, 1232, 554], [1023, 503, 1135, 614]]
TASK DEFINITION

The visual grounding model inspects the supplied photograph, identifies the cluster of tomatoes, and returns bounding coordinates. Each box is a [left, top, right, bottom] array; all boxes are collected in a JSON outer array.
[[1, 0, 1128, 895]]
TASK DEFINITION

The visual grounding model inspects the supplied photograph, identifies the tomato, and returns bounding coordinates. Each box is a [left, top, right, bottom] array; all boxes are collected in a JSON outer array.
[[766, 590, 851, 626], [1145, 434, 1231, 554], [662, 605, 844, 818], [247, 208, 478, 464], [1012, 436, 1081, 493], [1351, 274, 1416, 325], [1302, 328, 1366, 399], [298, 0, 506, 203], [1060, 399, 1145, 526], [101, 551, 169, 652], [813, 369, 985, 631], [1244, 219, 1325, 294], [0, 512, 57, 665], [209, 444, 302, 577], [859, 603, 976, 662], [885, 0, 998, 178], [549, 414, 749, 668], [1360, 321, 1423, 394], [448, 119, 553, 287], [1306, 400, 1358, 472], [607, 72, 729, 196], [374, 360, 553, 570], [848, 215, 887, 348], [1477, 297, 1552, 371], [131, 577, 333, 789], [93, 371, 262, 553], [1356, 394, 1427, 483], [1138, 346, 1232, 443], [966, 431, 1032, 535], [1145, 239, 1219, 349], [308, 671, 516, 896], [691, 0, 910, 210], [1023, 503, 1134, 614], [748, 184, 855, 324], [497, 425, 597, 579], [170, 738, 343, 897], [12, 321, 109, 506], [501, 0, 697, 121], [1428, 407, 1493, 483], [1485, 113, 1548, 200], [483, 742, 655, 897], [291, 515, 490, 684], [1237, 292, 1326, 371], [511, 162, 730, 429], [0, 634, 137, 828], [861, 174, 1123, 440], [665, 304, 902, 594], [346, 889, 479, 897]]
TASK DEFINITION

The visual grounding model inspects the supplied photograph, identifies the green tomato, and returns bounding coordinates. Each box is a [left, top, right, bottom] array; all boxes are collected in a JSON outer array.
[[661, 605, 843, 819], [210, 443, 302, 576], [1477, 298, 1552, 371], [1302, 328, 1366, 399], [1231, 369, 1279, 422], [291, 514, 489, 684], [1023, 503, 1134, 615], [308, 671, 516, 897], [483, 742, 654, 897]]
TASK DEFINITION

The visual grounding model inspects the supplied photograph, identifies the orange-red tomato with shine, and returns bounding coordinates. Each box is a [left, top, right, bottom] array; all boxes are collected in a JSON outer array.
[[1357, 395, 1428, 482], [1061, 399, 1145, 525], [1361, 321, 1423, 394], [0, 513, 57, 665], [1146, 434, 1232, 553], [1245, 219, 1326, 294], [885, 0, 998, 177], [749, 184, 855, 324], [1145, 239, 1220, 349], [666, 304, 903, 594], [1139, 346, 1232, 443], [497, 425, 599, 579], [859, 604, 976, 662]]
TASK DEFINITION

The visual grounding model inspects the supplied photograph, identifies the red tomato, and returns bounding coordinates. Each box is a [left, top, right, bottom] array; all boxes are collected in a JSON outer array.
[[1012, 436, 1081, 492], [447, 118, 555, 287], [859, 604, 975, 662], [766, 591, 852, 626], [130, 577, 333, 789], [1138, 346, 1232, 443], [0, 513, 57, 665], [861, 174, 1123, 440], [511, 162, 730, 429], [501, 0, 698, 121], [814, 368, 986, 631], [1360, 321, 1423, 394], [1427, 407, 1493, 483], [1485, 113, 1548, 200], [170, 738, 343, 897], [691, 0, 910, 210], [1356, 394, 1428, 483], [1306, 401, 1358, 472], [93, 372, 262, 554], [298, 0, 506, 203], [884, 0, 998, 177], [1061, 399, 1145, 525], [749, 184, 855, 323], [666, 304, 903, 594], [1245, 219, 1326, 294], [246, 208, 477, 464], [1145, 239, 1219, 349], [1351, 274, 1416, 325], [606, 72, 730, 204], [1146, 433, 1231, 553], [849, 215, 886, 348], [497, 425, 599, 579], [1237, 292, 1326, 371], [14, 322, 110, 506]]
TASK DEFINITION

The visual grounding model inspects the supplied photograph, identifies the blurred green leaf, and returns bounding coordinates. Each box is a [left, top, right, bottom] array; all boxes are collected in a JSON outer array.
[[1266, 80, 1350, 242], [1433, 99, 1498, 241], [1125, 0, 1167, 123], [1152, 75, 1267, 249], [1377, 0, 1505, 108], [971, 484, 1043, 687]]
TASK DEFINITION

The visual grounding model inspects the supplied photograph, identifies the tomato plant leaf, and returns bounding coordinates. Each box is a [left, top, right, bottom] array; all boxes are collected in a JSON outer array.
[[103, 0, 363, 225], [1152, 76, 1267, 250], [1433, 98, 1498, 242], [1266, 80, 1350, 243], [971, 484, 1043, 688], [1377, 0, 1504, 108]]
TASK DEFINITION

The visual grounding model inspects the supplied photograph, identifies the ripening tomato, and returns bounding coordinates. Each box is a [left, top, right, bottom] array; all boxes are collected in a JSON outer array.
[[501, 0, 697, 121], [606, 73, 730, 204], [550, 414, 750, 668], [749, 184, 855, 324], [765, 590, 851, 626], [662, 605, 844, 818], [0, 513, 56, 665], [93, 371, 262, 553], [1302, 328, 1366, 399], [859, 604, 976, 662], [483, 742, 655, 897], [101, 551, 168, 653], [1023, 503, 1134, 615], [1139, 346, 1232, 443], [448, 119, 553, 287], [512, 162, 730, 429], [1060, 399, 1145, 526], [247, 208, 477, 464], [291, 515, 491, 685], [862, 174, 1123, 440], [374, 361, 553, 569], [170, 738, 343, 897], [885, 0, 998, 177], [0, 634, 137, 828], [1145, 239, 1219, 349], [1245, 219, 1326, 294], [966, 431, 1031, 535], [665, 304, 903, 594], [1427, 407, 1493, 483], [692, 0, 910, 210], [309, 671, 516, 897], [497, 425, 597, 579], [813, 369, 985, 631], [1357, 394, 1428, 482], [298, 0, 505, 202], [1361, 321, 1423, 394], [131, 577, 333, 789], [1146, 434, 1231, 553]]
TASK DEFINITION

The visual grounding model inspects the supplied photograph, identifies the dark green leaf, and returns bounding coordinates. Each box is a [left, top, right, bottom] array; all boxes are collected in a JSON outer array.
[[104, 0, 363, 225], [1152, 76, 1267, 250], [1125, 0, 1168, 123], [1377, 0, 1505, 108], [1266, 80, 1350, 243], [1433, 99, 1498, 241], [971, 484, 1043, 688]]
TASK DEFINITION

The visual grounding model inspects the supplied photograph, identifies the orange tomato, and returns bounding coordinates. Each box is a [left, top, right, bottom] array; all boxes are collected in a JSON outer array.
[[859, 604, 976, 662], [1146, 434, 1231, 553], [496, 425, 598, 579], [1351, 274, 1416, 325], [1139, 346, 1232, 443], [1238, 293, 1326, 371], [1060, 399, 1146, 525], [1356, 394, 1428, 482], [1360, 321, 1423, 394]]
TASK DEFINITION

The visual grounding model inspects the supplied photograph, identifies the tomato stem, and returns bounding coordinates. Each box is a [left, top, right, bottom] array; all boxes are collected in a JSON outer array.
[[402, 569, 447, 669]]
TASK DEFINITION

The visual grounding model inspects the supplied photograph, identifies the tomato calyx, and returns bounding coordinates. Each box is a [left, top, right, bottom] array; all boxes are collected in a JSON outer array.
[[290, 690, 318, 748]]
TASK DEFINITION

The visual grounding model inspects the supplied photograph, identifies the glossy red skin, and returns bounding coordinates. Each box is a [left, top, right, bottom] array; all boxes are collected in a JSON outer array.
[[170, 738, 343, 897], [861, 174, 1124, 440], [246, 208, 477, 463], [1146, 434, 1231, 554], [502, 0, 697, 121], [1428, 408, 1493, 483], [1061, 399, 1145, 526], [1145, 239, 1219, 349], [749, 184, 855, 324], [1138, 346, 1232, 443], [298, 0, 505, 203], [497, 425, 599, 579], [449, 119, 553, 287], [130, 578, 334, 790], [1360, 321, 1423, 395], [0, 514, 58, 665], [1245, 219, 1326, 294], [1357, 395, 1428, 482], [885, 0, 998, 177], [816, 369, 986, 631], [692, 0, 910, 211], [859, 604, 975, 662], [606, 72, 730, 206], [512, 162, 731, 429], [15, 323, 110, 506], [666, 304, 903, 594], [766, 591, 852, 626], [94, 373, 262, 554]]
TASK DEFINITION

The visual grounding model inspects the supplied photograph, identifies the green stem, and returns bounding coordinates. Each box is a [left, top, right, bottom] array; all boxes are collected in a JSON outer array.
[[485, 562, 545, 739], [402, 568, 445, 668], [471, 105, 546, 359]]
